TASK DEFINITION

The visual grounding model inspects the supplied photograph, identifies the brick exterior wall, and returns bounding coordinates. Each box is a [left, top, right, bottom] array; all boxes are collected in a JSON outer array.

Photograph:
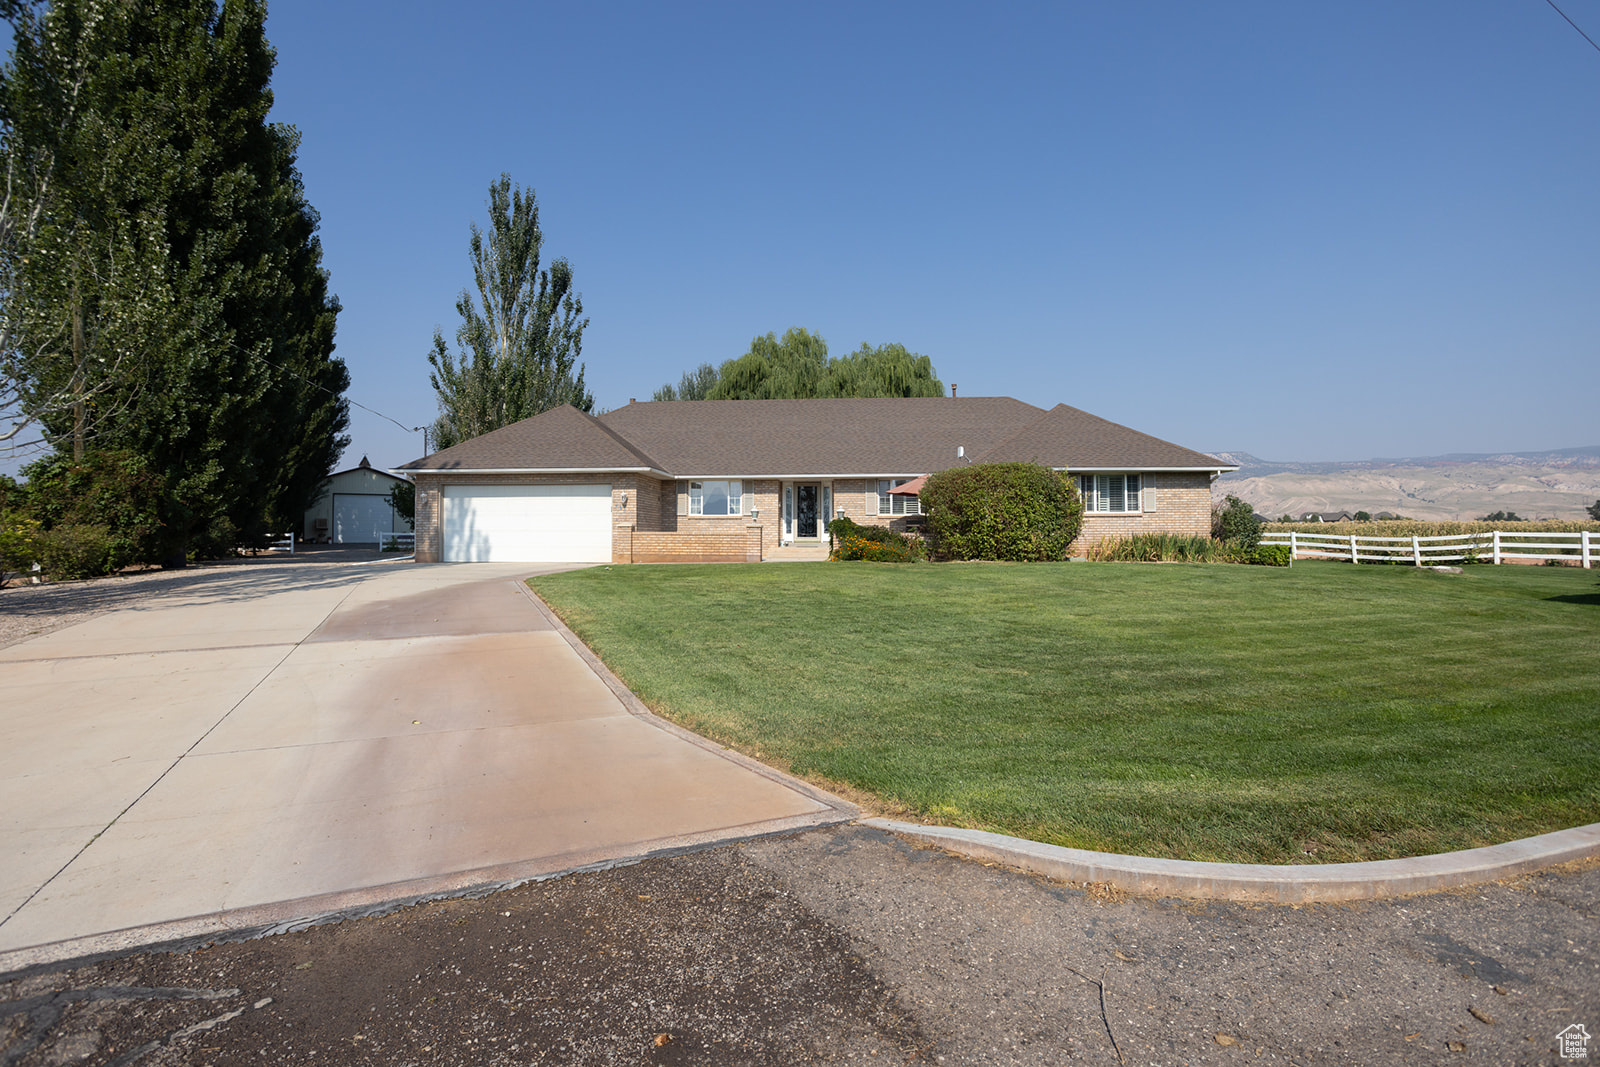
[[668, 479, 785, 548], [1075, 472, 1214, 546], [412, 469, 1215, 563], [622, 528, 762, 564]]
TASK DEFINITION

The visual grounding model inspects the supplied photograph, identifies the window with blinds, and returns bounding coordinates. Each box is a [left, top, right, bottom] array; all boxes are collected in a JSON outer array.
[[1079, 474, 1143, 513]]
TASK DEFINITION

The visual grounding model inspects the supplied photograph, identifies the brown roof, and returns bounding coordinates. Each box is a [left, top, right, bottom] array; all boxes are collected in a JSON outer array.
[[976, 403, 1228, 470], [598, 397, 1046, 476], [400, 396, 1233, 476], [399, 404, 664, 472]]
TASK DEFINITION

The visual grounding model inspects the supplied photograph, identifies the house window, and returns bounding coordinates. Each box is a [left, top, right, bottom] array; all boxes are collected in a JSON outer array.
[[1080, 474, 1142, 513], [876, 479, 922, 515], [689, 480, 742, 516]]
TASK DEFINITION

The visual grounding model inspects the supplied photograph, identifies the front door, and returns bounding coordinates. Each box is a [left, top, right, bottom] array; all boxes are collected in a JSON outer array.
[[796, 483, 819, 538]]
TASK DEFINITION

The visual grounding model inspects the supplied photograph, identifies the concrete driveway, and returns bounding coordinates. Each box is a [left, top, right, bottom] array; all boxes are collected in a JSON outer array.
[[0, 561, 849, 962]]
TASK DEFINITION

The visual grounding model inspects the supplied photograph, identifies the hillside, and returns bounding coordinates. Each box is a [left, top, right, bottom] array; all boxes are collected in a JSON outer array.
[[1209, 446, 1600, 521]]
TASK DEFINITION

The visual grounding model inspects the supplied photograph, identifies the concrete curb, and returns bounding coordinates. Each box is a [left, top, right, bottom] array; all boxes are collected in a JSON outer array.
[[862, 818, 1600, 903], [0, 814, 849, 979]]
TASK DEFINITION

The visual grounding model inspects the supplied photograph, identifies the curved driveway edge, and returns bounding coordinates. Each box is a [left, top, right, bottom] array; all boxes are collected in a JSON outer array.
[[0, 564, 859, 974], [862, 817, 1600, 903], [513, 583, 858, 817]]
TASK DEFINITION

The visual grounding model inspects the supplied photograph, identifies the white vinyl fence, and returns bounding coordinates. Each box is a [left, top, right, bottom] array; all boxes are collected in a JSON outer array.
[[1261, 529, 1594, 568]]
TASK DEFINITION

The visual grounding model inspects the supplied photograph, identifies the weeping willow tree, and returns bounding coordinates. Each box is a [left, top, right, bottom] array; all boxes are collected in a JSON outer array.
[[651, 327, 944, 401], [427, 174, 591, 450]]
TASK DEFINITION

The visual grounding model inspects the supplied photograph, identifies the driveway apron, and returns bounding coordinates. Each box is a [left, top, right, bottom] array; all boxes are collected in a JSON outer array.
[[0, 562, 842, 957]]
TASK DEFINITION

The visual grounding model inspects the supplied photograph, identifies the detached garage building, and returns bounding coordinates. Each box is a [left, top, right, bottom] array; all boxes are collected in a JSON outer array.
[[302, 457, 409, 544]]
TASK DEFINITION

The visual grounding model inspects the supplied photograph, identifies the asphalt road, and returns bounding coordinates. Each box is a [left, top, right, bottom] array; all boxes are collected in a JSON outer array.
[[3, 824, 1596, 1066]]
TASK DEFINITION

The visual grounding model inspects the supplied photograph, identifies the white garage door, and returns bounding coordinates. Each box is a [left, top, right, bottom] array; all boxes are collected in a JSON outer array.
[[442, 483, 612, 563], [333, 494, 395, 543]]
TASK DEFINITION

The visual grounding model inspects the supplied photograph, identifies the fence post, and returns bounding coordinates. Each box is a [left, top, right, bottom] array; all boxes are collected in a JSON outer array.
[[1289, 531, 1296, 567], [1349, 533, 1358, 563], [1492, 530, 1501, 565], [1584, 530, 1592, 570], [1412, 535, 1420, 567]]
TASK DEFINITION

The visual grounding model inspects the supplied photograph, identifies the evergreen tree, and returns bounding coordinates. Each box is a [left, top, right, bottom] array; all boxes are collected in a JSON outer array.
[[428, 174, 590, 449], [2, 0, 349, 558]]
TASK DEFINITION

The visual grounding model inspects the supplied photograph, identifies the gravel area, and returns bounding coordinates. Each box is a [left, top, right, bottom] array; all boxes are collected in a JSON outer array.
[[2, 825, 1595, 1066], [0, 567, 226, 649], [0, 548, 394, 649]]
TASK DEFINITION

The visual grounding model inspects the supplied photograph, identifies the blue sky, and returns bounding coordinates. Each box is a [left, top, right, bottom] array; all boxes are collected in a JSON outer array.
[[189, 3, 1600, 466]]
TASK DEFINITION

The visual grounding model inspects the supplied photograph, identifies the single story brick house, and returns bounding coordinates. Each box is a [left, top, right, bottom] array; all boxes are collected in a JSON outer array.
[[397, 397, 1236, 563]]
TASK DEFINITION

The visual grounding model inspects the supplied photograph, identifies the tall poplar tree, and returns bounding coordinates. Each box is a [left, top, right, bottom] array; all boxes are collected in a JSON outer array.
[[428, 174, 590, 449], [1, 0, 349, 557]]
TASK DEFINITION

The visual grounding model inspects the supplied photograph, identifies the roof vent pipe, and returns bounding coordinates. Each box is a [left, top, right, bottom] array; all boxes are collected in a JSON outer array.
[[951, 384, 958, 397]]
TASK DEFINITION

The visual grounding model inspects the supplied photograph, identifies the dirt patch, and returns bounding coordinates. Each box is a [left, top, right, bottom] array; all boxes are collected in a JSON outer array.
[[4, 825, 1597, 1066]]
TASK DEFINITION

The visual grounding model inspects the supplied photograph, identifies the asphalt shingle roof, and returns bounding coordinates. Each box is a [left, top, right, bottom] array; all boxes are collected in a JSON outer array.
[[598, 397, 1045, 476], [398, 397, 1232, 476], [398, 404, 663, 472], [976, 403, 1228, 470]]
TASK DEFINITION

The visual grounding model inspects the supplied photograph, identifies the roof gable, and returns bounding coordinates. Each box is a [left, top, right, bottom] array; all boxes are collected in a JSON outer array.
[[399, 405, 664, 472], [324, 464, 406, 484], [975, 403, 1229, 470]]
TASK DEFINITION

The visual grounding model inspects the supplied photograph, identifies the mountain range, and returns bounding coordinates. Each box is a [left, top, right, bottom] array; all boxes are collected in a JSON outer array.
[[1208, 446, 1600, 521]]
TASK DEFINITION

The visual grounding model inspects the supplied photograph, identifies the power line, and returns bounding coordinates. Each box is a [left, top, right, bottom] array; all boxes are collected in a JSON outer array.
[[170, 313, 433, 455], [64, 258, 432, 445], [1545, 0, 1600, 55]]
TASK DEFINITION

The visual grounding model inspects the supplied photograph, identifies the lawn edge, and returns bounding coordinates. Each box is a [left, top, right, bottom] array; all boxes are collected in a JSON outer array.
[[514, 577, 862, 821], [862, 817, 1600, 903]]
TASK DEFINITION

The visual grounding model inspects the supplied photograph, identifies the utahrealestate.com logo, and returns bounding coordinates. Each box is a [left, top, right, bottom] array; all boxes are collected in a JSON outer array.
[[1559, 1024, 1592, 1060]]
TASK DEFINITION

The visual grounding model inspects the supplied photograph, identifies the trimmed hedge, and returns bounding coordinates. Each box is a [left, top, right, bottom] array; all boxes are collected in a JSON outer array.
[[920, 462, 1083, 561]]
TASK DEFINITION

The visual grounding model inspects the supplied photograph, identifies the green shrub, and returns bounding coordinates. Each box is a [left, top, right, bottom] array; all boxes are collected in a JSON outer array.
[[919, 462, 1083, 561], [827, 516, 901, 545], [1248, 544, 1291, 567], [1212, 494, 1263, 551], [827, 517, 923, 562], [830, 534, 923, 562], [22, 450, 165, 567], [0, 513, 43, 587], [35, 523, 121, 580]]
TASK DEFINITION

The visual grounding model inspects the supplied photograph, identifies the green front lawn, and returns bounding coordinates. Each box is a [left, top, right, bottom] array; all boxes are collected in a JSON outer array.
[[529, 561, 1600, 864]]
